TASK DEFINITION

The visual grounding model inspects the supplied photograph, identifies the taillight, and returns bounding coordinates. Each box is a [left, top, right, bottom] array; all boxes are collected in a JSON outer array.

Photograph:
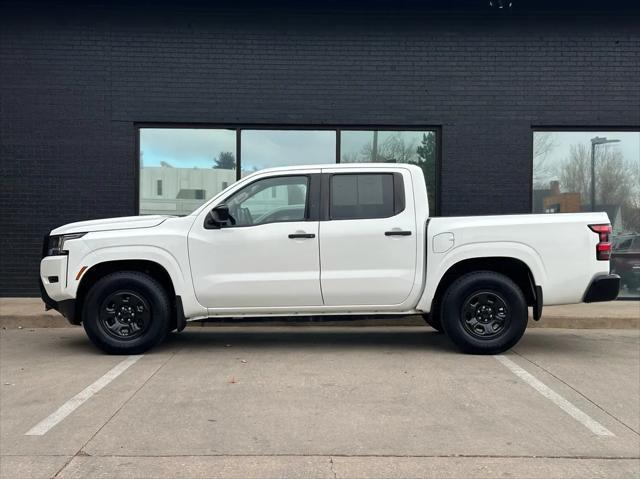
[[589, 224, 612, 261]]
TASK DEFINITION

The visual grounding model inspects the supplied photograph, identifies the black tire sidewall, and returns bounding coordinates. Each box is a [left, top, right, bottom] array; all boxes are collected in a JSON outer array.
[[441, 271, 528, 354], [83, 272, 170, 354]]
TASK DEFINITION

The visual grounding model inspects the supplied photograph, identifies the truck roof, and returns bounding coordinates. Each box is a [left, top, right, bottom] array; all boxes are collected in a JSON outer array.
[[248, 162, 422, 175]]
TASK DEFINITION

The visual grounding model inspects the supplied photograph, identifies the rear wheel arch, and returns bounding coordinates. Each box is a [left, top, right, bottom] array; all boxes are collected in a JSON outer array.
[[431, 257, 541, 320], [76, 260, 179, 329]]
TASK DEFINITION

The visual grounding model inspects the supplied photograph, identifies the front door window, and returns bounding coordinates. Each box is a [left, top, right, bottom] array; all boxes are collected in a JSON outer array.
[[225, 176, 309, 226]]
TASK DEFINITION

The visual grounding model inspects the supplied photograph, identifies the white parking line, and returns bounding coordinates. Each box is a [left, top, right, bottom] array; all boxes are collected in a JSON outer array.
[[25, 355, 143, 436], [495, 355, 614, 437]]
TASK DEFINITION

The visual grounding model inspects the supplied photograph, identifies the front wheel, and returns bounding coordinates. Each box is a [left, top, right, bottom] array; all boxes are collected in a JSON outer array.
[[82, 272, 171, 354], [422, 313, 443, 333], [440, 271, 528, 354]]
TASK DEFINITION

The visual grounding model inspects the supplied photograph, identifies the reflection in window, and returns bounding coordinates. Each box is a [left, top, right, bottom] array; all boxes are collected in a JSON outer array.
[[240, 130, 335, 175], [341, 130, 437, 213], [330, 174, 394, 220], [139, 127, 439, 217], [226, 176, 308, 226], [532, 131, 640, 298], [139, 128, 236, 215], [176, 188, 206, 200]]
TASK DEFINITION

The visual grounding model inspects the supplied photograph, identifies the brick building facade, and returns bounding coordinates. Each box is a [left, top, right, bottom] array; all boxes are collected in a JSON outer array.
[[1, 1, 639, 296]]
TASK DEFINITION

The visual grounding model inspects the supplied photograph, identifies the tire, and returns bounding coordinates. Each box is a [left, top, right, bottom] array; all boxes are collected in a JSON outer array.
[[82, 271, 171, 354], [440, 271, 528, 355], [422, 313, 443, 333]]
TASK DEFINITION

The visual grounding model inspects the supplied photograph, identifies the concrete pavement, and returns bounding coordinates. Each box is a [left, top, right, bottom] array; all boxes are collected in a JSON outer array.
[[1, 327, 639, 478]]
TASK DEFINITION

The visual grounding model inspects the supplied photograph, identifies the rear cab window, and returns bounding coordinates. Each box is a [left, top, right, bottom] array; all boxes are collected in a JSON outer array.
[[329, 173, 404, 220]]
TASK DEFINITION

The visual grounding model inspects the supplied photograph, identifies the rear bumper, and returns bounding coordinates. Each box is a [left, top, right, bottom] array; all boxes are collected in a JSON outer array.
[[39, 278, 79, 325], [583, 274, 620, 303]]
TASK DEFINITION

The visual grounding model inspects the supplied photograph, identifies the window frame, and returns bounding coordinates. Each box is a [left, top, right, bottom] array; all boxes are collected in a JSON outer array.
[[135, 124, 441, 216]]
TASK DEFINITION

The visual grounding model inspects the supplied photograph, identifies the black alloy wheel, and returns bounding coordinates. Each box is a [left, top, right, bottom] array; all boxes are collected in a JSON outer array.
[[440, 271, 528, 354], [83, 271, 171, 354], [98, 291, 151, 341], [461, 291, 509, 339]]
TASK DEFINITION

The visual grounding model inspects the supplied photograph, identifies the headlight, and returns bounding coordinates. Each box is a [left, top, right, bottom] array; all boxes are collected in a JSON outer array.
[[46, 233, 87, 256]]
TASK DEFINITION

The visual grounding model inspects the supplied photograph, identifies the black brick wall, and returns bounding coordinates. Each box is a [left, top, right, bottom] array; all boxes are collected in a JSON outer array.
[[1, 2, 639, 296]]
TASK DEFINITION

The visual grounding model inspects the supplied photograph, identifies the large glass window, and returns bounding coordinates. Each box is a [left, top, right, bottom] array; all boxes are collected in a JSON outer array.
[[240, 130, 335, 175], [139, 128, 236, 215], [341, 130, 437, 212], [532, 131, 640, 299], [139, 127, 439, 216]]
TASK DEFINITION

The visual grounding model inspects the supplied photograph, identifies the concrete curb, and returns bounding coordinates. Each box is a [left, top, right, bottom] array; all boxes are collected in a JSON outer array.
[[1, 298, 638, 330]]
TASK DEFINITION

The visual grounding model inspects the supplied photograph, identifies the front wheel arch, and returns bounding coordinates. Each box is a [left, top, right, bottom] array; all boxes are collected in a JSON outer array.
[[76, 260, 178, 330]]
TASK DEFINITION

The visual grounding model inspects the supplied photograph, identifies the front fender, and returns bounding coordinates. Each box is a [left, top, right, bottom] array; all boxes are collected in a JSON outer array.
[[69, 246, 208, 320], [79, 245, 187, 293]]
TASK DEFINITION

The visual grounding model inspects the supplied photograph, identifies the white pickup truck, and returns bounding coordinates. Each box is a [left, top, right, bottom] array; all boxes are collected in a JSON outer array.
[[40, 164, 620, 355]]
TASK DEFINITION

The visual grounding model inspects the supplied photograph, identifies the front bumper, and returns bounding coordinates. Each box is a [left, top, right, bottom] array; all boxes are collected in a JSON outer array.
[[39, 278, 79, 325], [583, 274, 620, 303], [39, 249, 79, 325], [40, 254, 69, 298]]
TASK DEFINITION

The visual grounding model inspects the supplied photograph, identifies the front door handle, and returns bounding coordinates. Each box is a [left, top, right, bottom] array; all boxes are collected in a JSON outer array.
[[385, 230, 412, 236], [288, 233, 316, 239]]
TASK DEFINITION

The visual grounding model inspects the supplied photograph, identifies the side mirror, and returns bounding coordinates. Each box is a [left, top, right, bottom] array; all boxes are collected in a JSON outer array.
[[206, 204, 234, 229]]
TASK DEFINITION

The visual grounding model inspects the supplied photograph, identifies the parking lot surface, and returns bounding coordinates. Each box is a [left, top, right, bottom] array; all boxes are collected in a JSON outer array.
[[1, 327, 639, 478]]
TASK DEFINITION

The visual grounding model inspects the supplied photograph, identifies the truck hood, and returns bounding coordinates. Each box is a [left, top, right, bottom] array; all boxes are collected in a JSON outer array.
[[51, 215, 172, 235]]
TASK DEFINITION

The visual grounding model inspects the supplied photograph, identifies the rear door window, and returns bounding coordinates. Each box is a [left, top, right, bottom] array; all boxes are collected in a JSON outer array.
[[330, 173, 395, 220]]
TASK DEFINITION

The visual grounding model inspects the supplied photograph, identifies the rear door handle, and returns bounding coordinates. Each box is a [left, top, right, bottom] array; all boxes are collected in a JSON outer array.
[[385, 230, 412, 236], [288, 233, 316, 239]]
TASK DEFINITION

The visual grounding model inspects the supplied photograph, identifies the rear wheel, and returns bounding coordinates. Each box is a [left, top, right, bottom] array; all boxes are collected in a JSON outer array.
[[82, 272, 171, 354], [440, 271, 528, 354]]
